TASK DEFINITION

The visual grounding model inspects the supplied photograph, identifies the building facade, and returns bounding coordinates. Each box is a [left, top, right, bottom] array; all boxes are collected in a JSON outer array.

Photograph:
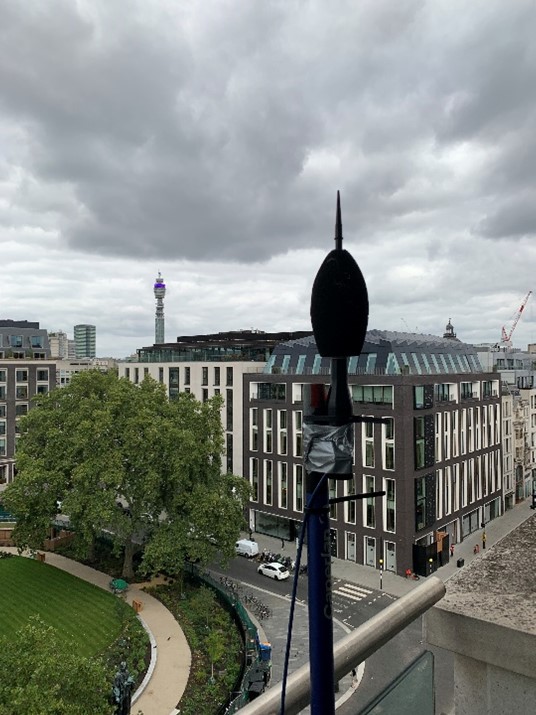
[[118, 330, 311, 477], [0, 321, 56, 490], [74, 324, 96, 359], [48, 331, 69, 359], [243, 332, 503, 577]]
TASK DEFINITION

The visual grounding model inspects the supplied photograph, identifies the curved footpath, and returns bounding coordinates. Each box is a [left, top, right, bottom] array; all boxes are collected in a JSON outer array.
[[0, 548, 190, 715]]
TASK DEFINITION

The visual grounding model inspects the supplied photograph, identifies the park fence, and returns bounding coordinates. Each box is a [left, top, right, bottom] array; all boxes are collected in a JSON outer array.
[[184, 563, 270, 713]]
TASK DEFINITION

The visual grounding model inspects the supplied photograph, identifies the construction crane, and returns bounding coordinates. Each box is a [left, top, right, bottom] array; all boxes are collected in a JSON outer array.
[[500, 291, 532, 347]]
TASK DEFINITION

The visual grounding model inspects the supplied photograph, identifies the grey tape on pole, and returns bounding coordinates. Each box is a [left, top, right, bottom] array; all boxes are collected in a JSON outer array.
[[303, 422, 354, 476]]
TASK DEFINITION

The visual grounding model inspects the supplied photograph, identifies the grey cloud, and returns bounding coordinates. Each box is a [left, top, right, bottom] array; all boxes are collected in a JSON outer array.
[[1, 0, 536, 272], [475, 194, 536, 240]]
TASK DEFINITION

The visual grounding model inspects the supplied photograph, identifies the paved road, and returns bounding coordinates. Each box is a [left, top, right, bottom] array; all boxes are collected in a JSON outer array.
[[218, 551, 456, 714], [215, 556, 431, 713]]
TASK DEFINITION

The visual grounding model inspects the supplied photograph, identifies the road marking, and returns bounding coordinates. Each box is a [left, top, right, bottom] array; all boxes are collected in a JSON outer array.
[[333, 583, 373, 601]]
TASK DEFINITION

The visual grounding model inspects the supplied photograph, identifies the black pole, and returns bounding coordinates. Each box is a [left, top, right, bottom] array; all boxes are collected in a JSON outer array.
[[306, 192, 370, 715], [306, 470, 335, 714]]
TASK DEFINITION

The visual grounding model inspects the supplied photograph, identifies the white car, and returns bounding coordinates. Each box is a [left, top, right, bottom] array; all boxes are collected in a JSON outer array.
[[257, 562, 290, 581]]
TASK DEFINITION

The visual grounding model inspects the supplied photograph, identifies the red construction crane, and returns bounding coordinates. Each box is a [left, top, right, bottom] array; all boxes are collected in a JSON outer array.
[[501, 291, 532, 346]]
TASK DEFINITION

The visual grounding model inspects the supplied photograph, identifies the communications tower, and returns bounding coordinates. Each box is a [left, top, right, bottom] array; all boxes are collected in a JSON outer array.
[[154, 272, 166, 344]]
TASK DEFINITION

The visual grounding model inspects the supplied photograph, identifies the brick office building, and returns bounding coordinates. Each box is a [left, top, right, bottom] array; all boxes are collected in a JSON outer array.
[[0, 321, 56, 490], [243, 330, 502, 576]]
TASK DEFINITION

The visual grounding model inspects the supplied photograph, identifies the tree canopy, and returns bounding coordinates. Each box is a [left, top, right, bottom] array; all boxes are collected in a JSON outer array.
[[4, 370, 249, 578], [0, 616, 113, 715]]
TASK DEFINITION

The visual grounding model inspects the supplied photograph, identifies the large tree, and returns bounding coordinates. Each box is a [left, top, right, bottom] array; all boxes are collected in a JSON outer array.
[[4, 370, 249, 578], [0, 616, 113, 715]]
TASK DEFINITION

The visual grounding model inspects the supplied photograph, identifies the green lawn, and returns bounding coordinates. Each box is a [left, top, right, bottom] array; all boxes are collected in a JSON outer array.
[[0, 556, 128, 657]]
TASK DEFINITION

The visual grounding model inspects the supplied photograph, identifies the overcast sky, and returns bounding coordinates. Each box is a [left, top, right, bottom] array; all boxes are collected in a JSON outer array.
[[1, 0, 536, 357]]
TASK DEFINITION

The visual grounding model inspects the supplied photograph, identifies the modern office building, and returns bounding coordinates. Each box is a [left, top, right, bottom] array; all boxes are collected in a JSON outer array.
[[48, 330, 69, 359], [243, 330, 503, 577], [0, 321, 56, 489], [118, 330, 311, 476], [74, 324, 96, 359]]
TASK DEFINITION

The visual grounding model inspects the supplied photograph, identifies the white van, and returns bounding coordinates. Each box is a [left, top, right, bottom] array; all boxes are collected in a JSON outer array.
[[235, 539, 259, 558]]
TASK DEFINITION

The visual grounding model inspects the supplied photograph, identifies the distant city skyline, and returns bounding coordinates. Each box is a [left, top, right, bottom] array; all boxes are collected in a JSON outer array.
[[1, 2, 536, 357]]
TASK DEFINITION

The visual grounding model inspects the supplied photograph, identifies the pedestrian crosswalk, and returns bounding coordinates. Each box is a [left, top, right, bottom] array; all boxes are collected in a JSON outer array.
[[332, 582, 373, 602]]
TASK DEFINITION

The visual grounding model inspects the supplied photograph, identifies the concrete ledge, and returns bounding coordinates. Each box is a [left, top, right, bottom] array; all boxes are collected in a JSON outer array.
[[425, 607, 536, 681], [424, 514, 536, 714]]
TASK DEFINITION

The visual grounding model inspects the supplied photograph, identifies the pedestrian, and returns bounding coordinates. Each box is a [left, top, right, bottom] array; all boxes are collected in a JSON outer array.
[[482, 531, 486, 550], [281, 537, 285, 549], [449, 544, 454, 558], [248, 527, 253, 541]]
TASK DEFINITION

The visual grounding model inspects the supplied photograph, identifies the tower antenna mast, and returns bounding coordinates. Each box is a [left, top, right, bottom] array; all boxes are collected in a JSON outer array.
[[154, 272, 166, 344]]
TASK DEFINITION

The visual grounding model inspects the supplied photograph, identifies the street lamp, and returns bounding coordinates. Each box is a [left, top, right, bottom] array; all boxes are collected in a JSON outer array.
[[379, 558, 384, 591]]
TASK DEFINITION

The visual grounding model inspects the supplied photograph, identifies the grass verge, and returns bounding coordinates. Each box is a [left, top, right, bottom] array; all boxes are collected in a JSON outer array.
[[0, 554, 149, 686]]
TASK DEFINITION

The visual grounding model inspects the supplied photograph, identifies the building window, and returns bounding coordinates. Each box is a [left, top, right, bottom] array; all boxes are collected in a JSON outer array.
[[255, 383, 286, 401], [226, 434, 233, 473], [279, 462, 288, 509], [202, 388, 209, 403], [159, 367, 164, 383], [10, 336, 23, 348], [383, 418, 395, 470], [144, 367, 149, 377], [415, 417, 425, 469], [0, 406, 5, 418], [363, 421, 374, 467], [385, 478, 395, 532], [250, 408, 258, 451], [226, 389, 233, 430], [125, 367, 130, 380], [134, 368, 139, 384], [16, 369, 28, 382], [15, 404, 28, 416], [0, 439, 5, 456], [329, 479, 337, 519], [184, 367, 190, 385], [250, 458, 259, 502], [264, 461, 273, 505], [294, 464, 304, 512], [414, 386, 425, 409], [37, 385, 48, 395], [36, 369, 48, 381], [294, 411, 303, 457], [345, 477, 356, 524], [352, 385, 393, 406], [415, 473, 436, 531], [264, 409, 273, 453], [226, 367, 233, 386], [214, 367, 220, 386], [202, 367, 208, 386], [169, 368, 179, 400], [0, 421, 5, 435], [364, 475, 375, 528], [0, 370, 5, 382], [278, 410, 287, 455], [16, 386, 28, 400]]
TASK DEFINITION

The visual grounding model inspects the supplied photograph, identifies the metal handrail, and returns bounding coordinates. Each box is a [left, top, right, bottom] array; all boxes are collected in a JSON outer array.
[[238, 576, 445, 715]]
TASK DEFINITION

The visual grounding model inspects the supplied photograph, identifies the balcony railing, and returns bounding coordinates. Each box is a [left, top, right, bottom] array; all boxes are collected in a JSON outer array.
[[238, 576, 445, 715]]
